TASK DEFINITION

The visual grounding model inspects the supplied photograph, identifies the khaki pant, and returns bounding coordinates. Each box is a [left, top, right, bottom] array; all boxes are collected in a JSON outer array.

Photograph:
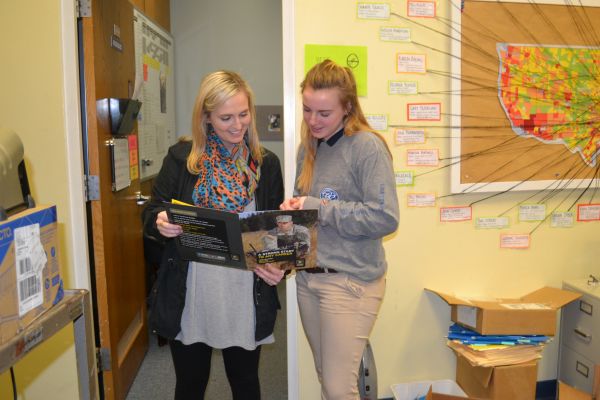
[[296, 271, 385, 400]]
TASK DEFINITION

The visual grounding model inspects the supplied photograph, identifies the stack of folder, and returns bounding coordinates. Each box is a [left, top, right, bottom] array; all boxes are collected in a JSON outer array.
[[446, 323, 551, 367]]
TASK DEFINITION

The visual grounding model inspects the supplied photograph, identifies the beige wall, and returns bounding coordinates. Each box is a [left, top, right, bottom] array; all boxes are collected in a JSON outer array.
[[0, 1, 80, 398], [292, 1, 600, 398], [2, 1, 599, 398]]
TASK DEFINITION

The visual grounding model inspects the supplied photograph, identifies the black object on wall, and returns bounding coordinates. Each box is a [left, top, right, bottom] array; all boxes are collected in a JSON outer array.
[[98, 98, 142, 135]]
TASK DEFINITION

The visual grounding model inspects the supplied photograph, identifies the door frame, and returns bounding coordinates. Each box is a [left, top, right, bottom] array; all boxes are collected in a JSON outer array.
[[282, 1, 299, 399], [60, 1, 97, 397], [60, 1, 92, 289]]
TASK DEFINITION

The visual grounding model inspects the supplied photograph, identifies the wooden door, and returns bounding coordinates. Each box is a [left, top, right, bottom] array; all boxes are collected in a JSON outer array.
[[81, 1, 148, 398]]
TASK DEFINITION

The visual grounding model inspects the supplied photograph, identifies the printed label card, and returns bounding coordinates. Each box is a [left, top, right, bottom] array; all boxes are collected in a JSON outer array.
[[475, 216, 510, 229], [365, 114, 388, 131], [440, 206, 472, 222], [550, 211, 574, 228], [128, 134, 139, 180], [395, 170, 414, 186], [407, 193, 436, 207], [406, 149, 439, 166], [395, 129, 426, 145], [389, 81, 418, 95], [380, 26, 411, 42], [407, 0, 436, 18], [500, 234, 531, 249], [577, 204, 600, 221], [357, 3, 391, 19], [407, 103, 441, 121], [397, 53, 427, 74], [518, 204, 546, 222]]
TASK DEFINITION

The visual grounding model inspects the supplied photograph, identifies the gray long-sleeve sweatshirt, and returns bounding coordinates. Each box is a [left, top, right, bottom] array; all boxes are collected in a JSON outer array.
[[296, 130, 400, 282]]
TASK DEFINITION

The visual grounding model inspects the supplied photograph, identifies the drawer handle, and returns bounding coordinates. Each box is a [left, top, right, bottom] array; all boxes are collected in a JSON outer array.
[[574, 328, 592, 342], [576, 361, 589, 378], [579, 300, 593, 316]]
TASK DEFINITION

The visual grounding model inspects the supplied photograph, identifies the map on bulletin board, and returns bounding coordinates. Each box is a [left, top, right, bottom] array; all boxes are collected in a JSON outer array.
[[133, 9, 177, 180], [497, 44, 600, 167], [450, 1, 600, 193]]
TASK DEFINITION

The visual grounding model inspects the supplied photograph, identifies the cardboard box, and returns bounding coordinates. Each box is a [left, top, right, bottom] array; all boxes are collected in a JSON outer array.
[[0, 206, 63, 344], [456, 354, 537, 400], [391, 379, 469, 400], [427, 287, 581, 335], [558, 381, 591, 400], [425, 386, 477, 400], [558, 381, 594, 400]]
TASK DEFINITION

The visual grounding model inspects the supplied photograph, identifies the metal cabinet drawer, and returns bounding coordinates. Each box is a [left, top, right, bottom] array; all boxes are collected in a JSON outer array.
[[561, 294, 600, 363], [558, 344, 596, 394]]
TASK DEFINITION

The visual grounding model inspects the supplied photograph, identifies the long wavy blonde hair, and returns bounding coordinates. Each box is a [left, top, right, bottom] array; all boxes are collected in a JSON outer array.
[[296, 59, 390, 194], [187, 70, 262, 174]]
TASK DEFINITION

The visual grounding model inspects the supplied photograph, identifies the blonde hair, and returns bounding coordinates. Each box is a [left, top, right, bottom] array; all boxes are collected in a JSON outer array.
[[187, 70, 262, 174], [296, 59, 390, 194]]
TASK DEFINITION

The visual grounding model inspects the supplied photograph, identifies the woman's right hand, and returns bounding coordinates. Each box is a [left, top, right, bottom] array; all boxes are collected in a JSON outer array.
[[280, 196, 306, 211], [156, 210, 183, 238]]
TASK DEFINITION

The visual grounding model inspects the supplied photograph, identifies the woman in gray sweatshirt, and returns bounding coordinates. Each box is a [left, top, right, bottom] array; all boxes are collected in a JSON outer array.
[[281, 59, 399, 399]]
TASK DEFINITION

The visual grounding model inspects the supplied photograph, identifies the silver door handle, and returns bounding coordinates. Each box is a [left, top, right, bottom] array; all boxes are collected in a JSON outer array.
[[135, 191, 150, 206]]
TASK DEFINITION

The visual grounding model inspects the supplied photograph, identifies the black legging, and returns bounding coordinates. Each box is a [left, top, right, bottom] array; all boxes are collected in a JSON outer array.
[[169, 340, 262, 400]]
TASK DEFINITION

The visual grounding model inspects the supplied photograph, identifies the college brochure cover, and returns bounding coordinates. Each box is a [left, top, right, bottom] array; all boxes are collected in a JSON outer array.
[[165, 202, 318, 271]]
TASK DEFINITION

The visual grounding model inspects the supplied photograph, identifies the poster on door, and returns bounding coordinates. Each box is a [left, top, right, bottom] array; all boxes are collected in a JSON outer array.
[[133, 9, 177, 180]]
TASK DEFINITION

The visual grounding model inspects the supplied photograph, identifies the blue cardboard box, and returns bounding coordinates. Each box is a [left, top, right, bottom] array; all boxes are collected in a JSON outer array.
[[0, 206, 63, 344]]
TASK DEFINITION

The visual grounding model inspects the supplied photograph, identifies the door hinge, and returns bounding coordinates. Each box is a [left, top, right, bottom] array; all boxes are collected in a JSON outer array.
[[84, 175, 100, 201], [96, 347, 112, 372], [76, 0, 92, 18]]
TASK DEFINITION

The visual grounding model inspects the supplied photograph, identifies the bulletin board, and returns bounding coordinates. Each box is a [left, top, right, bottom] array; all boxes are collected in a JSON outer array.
[[133, 9, 177, 180], [450, 1, 600, 193]]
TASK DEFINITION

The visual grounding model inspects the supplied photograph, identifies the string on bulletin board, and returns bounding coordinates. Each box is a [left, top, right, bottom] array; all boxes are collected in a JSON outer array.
[[386, 0, 600, 235]]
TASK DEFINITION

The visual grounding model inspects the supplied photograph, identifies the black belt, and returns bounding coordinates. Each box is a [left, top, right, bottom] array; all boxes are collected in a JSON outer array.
[[305, 267, 338, 274]]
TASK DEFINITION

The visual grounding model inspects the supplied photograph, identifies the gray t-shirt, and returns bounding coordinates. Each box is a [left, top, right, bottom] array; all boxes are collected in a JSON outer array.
[[176, 200, 274, 349]]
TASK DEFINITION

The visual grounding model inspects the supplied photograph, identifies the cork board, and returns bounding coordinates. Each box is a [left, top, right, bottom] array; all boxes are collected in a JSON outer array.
[[451, 1, 600, 192]]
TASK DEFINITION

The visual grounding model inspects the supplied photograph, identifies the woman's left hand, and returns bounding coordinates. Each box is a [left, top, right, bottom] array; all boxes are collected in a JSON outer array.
[[254, 263, 285, 286]]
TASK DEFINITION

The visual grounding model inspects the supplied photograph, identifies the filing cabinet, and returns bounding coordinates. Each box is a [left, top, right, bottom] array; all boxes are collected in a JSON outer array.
[[558, 279, 600, 394]]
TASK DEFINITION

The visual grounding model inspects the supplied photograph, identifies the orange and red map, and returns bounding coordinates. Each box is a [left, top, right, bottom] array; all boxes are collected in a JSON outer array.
[[497, 44, 600, 166]]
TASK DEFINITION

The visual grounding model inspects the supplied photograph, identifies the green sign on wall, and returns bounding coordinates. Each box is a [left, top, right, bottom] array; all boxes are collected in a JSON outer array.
[[304, 44, 368, 97]]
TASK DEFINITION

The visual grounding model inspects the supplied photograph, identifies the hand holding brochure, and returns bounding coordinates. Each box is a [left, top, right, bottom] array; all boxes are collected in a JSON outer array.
[[165, 201, 318, 271]]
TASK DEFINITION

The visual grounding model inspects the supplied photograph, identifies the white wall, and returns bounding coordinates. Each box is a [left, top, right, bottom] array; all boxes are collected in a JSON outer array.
[[170, 0, 283, 156]]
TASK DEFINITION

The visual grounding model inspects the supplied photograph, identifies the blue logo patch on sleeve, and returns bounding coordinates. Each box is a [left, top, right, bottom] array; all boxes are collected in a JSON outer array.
[[320, 188, 339, 200]]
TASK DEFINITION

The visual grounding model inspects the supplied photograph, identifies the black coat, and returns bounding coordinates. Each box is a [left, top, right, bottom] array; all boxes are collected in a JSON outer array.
[[142, 139, 284, 341]]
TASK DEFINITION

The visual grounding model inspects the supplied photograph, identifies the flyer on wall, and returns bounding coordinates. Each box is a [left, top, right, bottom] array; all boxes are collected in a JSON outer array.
[[165, 202, 318, 271]]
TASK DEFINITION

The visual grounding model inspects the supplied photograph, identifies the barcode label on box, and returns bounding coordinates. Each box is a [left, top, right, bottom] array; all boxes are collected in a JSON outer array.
[[19, 257, 33, 274], [14, 223, 45, 316], [19, 275, 41, 302]]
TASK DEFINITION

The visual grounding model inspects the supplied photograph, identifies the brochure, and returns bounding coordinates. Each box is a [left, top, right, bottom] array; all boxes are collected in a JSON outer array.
[[165, 202, 318, 271]]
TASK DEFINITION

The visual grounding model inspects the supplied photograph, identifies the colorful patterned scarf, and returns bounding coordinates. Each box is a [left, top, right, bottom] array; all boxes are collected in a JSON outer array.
[[192, 134, 260, 212]]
